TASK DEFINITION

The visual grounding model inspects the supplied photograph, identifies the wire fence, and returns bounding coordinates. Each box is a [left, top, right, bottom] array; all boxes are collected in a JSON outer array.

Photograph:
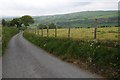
[[28, 27, 118, 41], [27, 19, 118, 41]]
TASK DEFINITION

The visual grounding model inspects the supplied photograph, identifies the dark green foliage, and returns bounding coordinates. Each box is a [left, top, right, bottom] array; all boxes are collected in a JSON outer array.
[[2, 19, 6, 27], [37, 24, 47, 29], [24, 32, 119, 78], [20, 15, 34, 26], [2, 27, 19, 54], [2, 15, 34, 28], [48, 23, 56, 29], [10, 18, 22, 27], [19, 26, 27, 30]]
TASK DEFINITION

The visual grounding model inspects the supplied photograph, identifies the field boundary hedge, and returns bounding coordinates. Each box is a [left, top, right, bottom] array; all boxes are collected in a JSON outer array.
[[2, 27, 19, 54]]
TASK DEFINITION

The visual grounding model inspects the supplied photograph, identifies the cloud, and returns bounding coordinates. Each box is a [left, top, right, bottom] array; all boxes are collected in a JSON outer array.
[[0, 0, 119, 17]]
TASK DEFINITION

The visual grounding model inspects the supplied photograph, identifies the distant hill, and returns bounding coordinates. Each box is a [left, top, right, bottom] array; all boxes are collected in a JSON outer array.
[[34, 11, 118, 28]]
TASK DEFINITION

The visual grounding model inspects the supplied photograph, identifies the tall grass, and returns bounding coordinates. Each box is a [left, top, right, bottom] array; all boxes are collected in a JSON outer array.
[[2, 27, 19, 54], [24, 32, 119, 78]]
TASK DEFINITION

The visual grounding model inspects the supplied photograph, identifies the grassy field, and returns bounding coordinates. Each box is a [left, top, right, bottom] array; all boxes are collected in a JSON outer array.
[[31, 27, 119, 41]]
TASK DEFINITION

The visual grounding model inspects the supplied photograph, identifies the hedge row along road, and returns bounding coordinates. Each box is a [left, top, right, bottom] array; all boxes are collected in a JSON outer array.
[[2, 31, 101, 78]]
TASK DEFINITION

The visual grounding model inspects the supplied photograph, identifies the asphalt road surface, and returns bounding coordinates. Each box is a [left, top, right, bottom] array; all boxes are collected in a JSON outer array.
[[2, 32, 102, 78], [0, 57, 2, 79]]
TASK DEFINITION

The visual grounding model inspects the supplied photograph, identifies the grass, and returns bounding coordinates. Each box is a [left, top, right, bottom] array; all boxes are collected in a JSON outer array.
[[24, 31, 120, 78], [31, 27, 119, 41], [0, 25, 2, 56], [2, 27, 19, 54]]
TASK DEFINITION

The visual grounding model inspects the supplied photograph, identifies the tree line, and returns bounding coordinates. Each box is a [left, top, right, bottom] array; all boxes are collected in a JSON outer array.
[[2, 15, 34, 30], [1, 15, 60, 30], [37, 23, 57, 29]]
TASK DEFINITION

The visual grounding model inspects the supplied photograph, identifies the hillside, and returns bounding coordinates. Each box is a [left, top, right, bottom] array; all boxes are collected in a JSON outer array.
[[34, 11, 118, 28]]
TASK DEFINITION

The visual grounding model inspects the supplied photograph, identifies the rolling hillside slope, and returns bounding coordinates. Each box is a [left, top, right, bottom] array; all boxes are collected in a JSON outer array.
[[34, 11, 118, 28]]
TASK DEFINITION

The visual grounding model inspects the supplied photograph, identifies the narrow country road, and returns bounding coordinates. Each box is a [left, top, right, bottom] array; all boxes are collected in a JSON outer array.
[[0, 57, 2, 79], [3, 32, 101, 78]]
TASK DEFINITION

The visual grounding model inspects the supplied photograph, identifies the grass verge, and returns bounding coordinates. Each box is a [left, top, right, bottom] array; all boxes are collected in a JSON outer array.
[[24, 31, 120, 78], [2, 27, 19, 54], [0, 26, 1, 56]]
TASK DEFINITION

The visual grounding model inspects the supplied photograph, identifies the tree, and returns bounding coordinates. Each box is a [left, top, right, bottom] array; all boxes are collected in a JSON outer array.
[[1, 15, 34, 29], [20, 15, 34, 26], [10, 18, 22, 27], [37, 24, 47, 29], [48, 23, 56, 29], [2, 19, 6, 27], [6, 21, 11, 27]]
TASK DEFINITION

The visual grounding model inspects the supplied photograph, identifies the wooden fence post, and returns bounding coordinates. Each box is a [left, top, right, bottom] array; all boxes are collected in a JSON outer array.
[[38, 29, 40, 35], [68, 27, 71, 38], [32, 29, 33, 34], [94, 19, 98, 39], [33, 29, 34, 34], [37, 29, 39, 35], [35, 29, 37, 34], [55, 26, 57, 37], [41, 27, 43, 37], [47, 26, 49, 37], [34, 29, 36, 34]]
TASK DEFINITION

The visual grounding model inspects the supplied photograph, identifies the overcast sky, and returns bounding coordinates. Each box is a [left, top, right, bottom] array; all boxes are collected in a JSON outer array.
[[0, 0, 119, 17]]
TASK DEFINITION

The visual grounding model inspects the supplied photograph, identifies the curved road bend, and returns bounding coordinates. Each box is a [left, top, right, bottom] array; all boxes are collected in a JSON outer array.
[[3, 32, 102, 78]]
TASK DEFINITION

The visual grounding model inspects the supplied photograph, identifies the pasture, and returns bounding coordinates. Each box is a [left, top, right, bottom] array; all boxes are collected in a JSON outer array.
[[30, 27, 119, 41]]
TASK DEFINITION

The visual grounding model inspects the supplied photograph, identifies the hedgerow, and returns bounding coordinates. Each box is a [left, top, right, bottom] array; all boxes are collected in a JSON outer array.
[[24, 31, 120, 78], [2, 27, 19, 54]]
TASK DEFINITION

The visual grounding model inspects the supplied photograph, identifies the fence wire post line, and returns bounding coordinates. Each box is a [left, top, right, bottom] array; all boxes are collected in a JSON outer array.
[[94, 19, 98, 39], [36, 28, 38, 34], [41, 27, 43, 37], [34, 29, 36, 34], [35, 29, 37, 34], [55, 26, 57, 37], [68, 27, 71, 38], [47, 26, 49, 37], [37, 29, 39, 35], [38, 29, 40, 35], [27, 17, 118, 41]]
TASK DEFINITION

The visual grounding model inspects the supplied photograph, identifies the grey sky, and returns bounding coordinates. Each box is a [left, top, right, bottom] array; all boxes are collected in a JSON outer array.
[[0, 0, 119, 17]]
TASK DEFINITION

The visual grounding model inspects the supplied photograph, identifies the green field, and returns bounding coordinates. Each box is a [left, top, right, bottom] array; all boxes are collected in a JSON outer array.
[[31, 27, 119, 41]]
